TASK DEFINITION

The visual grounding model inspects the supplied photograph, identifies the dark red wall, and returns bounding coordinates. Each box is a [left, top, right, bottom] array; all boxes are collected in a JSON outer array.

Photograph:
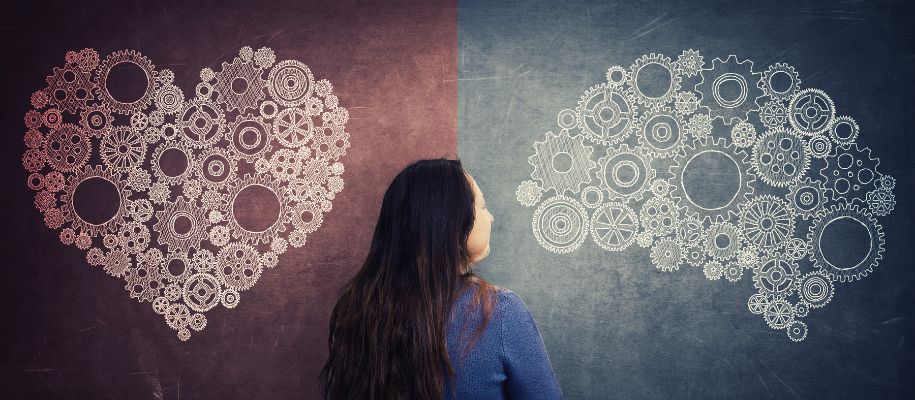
[[0, 1, 456, 398]]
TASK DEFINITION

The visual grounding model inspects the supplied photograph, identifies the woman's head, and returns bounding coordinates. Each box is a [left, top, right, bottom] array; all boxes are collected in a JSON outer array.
[[321, 158, 498, 400]]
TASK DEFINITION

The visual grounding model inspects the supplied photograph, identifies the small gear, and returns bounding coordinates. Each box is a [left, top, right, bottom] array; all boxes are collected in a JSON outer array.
[[675, 217, 704, 248], [752, 128, 810, 188], [865, 188, 895, 216], [684, 113, 712, 139], [797, 271, 834, 309], [808, 204, 884, 283], [730, 121, 757, 148], [214, 56, 266, 113], [829, 115, 859, 145], [705, 221, 742, 260], [764, 298, 796, 329], [178, 97, 226, 148], [43, 123, 91, 173], [676, 49, 704, 77], [95, 50, 158, 114], [674, 91, 699, 115], [639, 196, 679, 237], [785, 237, 809, 260], [788, 88, 835, 135], [579, 185, 604, 209], [182, 273, 222, 312], [636, 108, 686, 158], [100, 126, 148, 173], [695, 55, 763, 125], [753, 253, 799, 298], [794, 301, 810, 318], [747, 293, 769, 315], [758, 100, 788, 129], [216, 242, 263, 291], [758, 63, 801, 101], [44, 62, 97, 114], [596, 144, 654, 202], [722, 263, 744, 282], [605, 66, 630, 87], [703, 260, 723, 280], [818, 143, 880, 204], [650, 237, 683, 272], [807, 135, 832, 159], [516, 180, 543, 207], [627, 53, 681, 109], [266, 59, 315, 107], [80, 104, 114, 138], [226, 174, 289, 245], [532, 195, 589, 254], [786, 177, 828, 219], [576, 83, 637, 146], [227, 114, 272, 162], [786, 320, 807, 342], [589, 202, 639, 251], [739, 195, 795, 251], [153, 196, 210, 254], [528, 130, 596, 195]]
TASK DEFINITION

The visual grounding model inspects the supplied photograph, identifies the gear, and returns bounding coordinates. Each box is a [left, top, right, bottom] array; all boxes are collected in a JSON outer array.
[[866, 188, 895, 216], [579, 185, 603, 209], [808, 204, 884, 282], [605, 66, 629, 87], [752, 128, 810, 188], [43, 123, 91, 173], [153, 196, 210, 254], [684, 113, 712, 139], [758, 63, 801, 101], [764, 298, 796, 330], [675, 217, 704, 247], [722, 263, 744, 282], [274, 107, 315, 148], [797, 271, 833, 309], [788, 88, 835, 135], [747, 293, 769, 315], [637, 108, 686, 158], [730, 121, 757, 148], [705, 221, 742, 260], [96, 50, 158, 114], [758, 100, 788, 129], [516, 180, 543, 208], [556, 109, 578, 130], [669, 137, 755, 224], [589, 202, 639, 251], [196, 147, 237, 189], [178, 97, 226, 148], [59, 165, 129, 237], [531, 195, 589, 254], [80, 104, 114, 138], [785, 237, 809, 261], [786, 177, 827, 219], [529, 130, 596, 195], [639, 196, 679, 237], [216, 242, 263, 291], [286, 200, 323, 234], [695, 55, 763, 124], [313, 122, 350, 161], [676, 49, 704, 77], [576, 83, 636, 146], [818, 143, 880, 205], [651, 237, 683, 272], [182, 273, 222, 312], [227, 114, 272, 162], [150, 141, 195, 185], [739, 195, 795, 251], [100, 126, 148, 172], [596, 144, 654, 202], [753, 253, 799, 298], [44, 62, 96, 114], [674, 91, 699, 115], [226, 174, 289, 245], [266, 59, 315, 107], [829, 115, 859, 145], [155, 84, 185, 114], [807, 135, 832, 159], [627, 53, 681, 109], [703, 260, 723, 280], [786, 320, 807, 342], [213, 56, 266, 113]]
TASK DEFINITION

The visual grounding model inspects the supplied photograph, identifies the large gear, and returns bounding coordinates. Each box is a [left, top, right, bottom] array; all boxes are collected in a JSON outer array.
[[669, 137, 755, 224], [95, 49, 158, 115], [695, 55, 763, 125], [808, 204, 884, 283], [627, 53, 681, 109], [213, 56, 266, 113], [576, 83, 637, 146], [59, 165, 130, 237], [596, 144, 654, 202], [532, 195, 589, 254], [528, 130, 596, 195], [788, 88, 835, 135], [818, 143, 880, 205], [589, 202, 638, 251], [751, 128, 810, 188], [636, 108, 686, 158], [739, 195, 795, 251]]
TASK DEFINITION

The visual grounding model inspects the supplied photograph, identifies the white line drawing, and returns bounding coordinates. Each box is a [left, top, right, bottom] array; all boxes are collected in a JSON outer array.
[[516, 50, 897, 341], [21, 47, 350, 340]]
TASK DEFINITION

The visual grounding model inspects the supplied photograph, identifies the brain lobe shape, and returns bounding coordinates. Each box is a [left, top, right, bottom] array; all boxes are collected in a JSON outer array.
[[517, 50, 894, 342]]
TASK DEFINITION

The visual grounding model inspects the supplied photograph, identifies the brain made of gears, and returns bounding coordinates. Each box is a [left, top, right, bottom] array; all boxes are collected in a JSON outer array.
[[516, 50, 896, 342], [21, 47, 350, 341]]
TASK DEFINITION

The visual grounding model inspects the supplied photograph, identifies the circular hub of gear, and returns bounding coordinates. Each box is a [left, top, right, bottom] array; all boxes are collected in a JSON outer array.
[[739, 195, 795, 251], [636, 108, 686, 158], [754, 253, 799, 298]]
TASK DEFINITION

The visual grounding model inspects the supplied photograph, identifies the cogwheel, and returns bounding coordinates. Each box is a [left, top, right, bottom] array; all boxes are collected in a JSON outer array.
[[213, 56, 266, 113], [829, 115, 859, 145], [807, 135, 832, 159], [531, 195, 589, 254], [758, 100, 789, 129], [753, 253, 799, 298], [730, 121, 757, 148], [669, 137, 756, 224], [226, 173, 289, 245], [636, 107, 687, 158], [751, 127, 810, 188], [747, 293, 769, 315], [639, 196, 679, 237], [579, 185, 604, 209], [695, 55, 763, 125], [739, 195, 795, 252], [95, 49, 158, 114], [59, 165, 130, 237], [786, 320, 807, 342], [703, 260, 723, 280], [786, 177, 828, 219], [178, 97, 227, 149], [605, 65, 630, 88], [788, 88, 835, 135], [589, 202, 639, 251], [808, 203, 884, 283], [557, 109, 579, 130], [865, 188, 895, 216], [651, 236, 683, 272], [758, 63, 801, 102], [516, 180, 543, 207], [705, 221, 742, 260], [796, 271, 834, 309], [627, 53, 681, 109], [764, 298, 795, 329], [818, 143, 880, 205], [675, 216, 704, 247], [596, 144, 655, 202], [576, 83, 637, 146], [676, 49, 704, 77], [528, 130, 596, 195]]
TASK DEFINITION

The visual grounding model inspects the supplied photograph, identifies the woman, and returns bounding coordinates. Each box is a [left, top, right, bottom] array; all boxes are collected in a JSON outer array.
[[320, 159, 562, 399]]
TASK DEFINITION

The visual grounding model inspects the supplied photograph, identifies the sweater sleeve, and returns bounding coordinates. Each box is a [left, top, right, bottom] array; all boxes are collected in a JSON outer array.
[[499, 290, 563, 399]]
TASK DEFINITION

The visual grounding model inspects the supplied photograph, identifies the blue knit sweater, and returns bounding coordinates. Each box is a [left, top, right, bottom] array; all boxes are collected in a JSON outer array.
[[444, 285, 563, 399]]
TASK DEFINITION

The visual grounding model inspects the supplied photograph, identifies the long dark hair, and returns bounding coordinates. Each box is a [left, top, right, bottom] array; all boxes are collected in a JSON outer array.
[[320, 158, 498, 400]]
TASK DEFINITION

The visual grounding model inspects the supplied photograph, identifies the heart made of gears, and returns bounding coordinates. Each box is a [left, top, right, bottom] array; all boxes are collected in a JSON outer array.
[[21, 46, 350, 340]]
